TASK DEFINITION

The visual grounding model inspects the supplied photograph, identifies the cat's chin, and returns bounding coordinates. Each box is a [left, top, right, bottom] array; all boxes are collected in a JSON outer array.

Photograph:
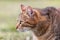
[[17, 27, 31, 32]]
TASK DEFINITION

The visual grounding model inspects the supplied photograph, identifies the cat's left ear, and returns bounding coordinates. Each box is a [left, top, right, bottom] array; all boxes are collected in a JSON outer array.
[[21, 4, 26, 11]]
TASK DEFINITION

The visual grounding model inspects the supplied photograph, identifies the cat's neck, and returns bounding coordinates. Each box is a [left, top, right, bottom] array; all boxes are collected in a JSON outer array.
[[32, 24, 54, 40]]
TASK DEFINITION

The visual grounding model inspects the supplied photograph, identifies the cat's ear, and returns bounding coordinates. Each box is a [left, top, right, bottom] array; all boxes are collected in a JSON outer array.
[[27, 6, 33, 11], [21, 4, 26, 11], [27, 6, 33, 17]]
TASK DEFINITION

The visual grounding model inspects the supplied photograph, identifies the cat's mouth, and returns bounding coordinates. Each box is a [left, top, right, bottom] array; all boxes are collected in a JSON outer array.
[[17, 27, 31, 32]]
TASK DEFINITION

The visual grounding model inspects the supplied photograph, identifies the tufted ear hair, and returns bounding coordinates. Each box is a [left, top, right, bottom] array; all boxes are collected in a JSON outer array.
[[21, 4, 26, 11], [27, 6, 33, 17]]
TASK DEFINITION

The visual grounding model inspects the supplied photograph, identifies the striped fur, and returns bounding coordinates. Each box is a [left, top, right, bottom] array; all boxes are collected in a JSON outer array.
[[16, 4, 60, 40]]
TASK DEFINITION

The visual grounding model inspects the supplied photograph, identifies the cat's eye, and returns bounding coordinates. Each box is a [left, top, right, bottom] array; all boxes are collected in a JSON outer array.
[[20, 21, 23, 24]]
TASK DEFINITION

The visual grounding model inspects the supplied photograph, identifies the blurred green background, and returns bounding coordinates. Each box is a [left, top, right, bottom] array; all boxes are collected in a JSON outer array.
[[0, 0, 60, 40]]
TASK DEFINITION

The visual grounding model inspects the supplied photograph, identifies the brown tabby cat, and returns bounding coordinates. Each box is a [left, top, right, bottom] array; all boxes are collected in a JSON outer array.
[[16, 4, 60, 40]]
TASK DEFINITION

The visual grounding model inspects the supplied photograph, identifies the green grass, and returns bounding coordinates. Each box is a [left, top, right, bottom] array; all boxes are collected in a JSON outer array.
[[0, 32, 31, 40], [0, 0, 60, 40]]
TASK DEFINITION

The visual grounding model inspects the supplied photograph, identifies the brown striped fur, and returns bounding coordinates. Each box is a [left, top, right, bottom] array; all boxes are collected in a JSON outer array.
[[16, 4, 60, 40]]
